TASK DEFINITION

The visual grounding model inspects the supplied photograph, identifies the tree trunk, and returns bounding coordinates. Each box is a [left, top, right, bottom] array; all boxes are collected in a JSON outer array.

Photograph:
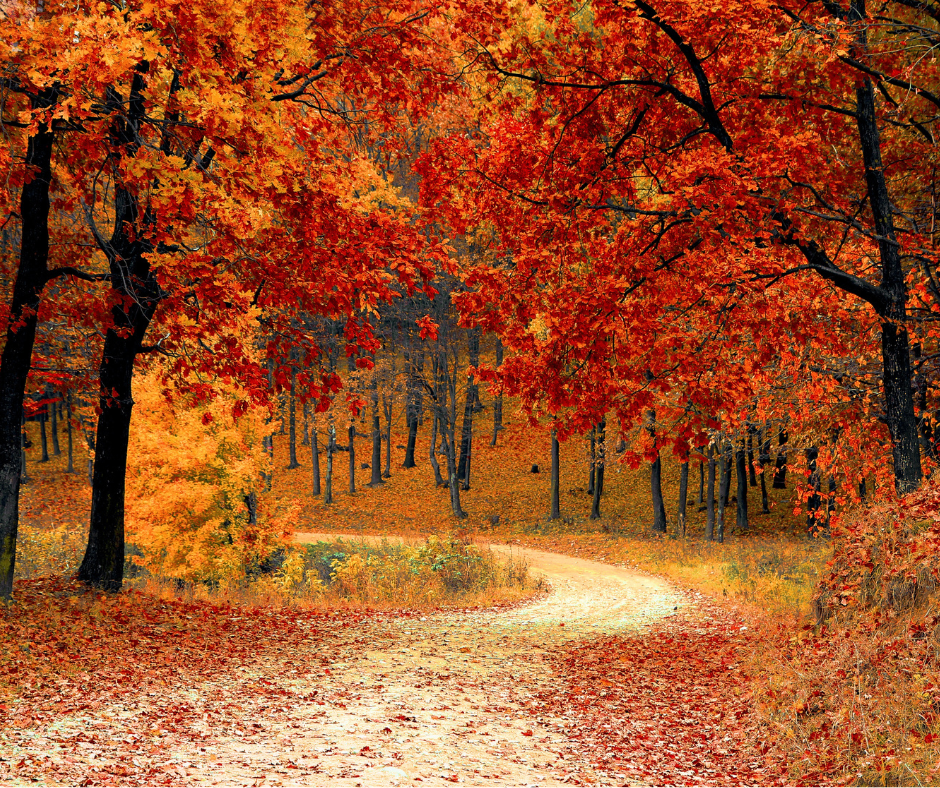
[[441, 414, 466, 519], [287, 372, 299, 469], [50, 397, 60, 456], [697, 458, 705, 505], [0, 91, 55, 599], [757, 427, 770, 513], [651, 452, 667, 533], [854, 71, 922, 494], [457, 329, 480, 486], [403, 351, 423, 468], [550, 426, 560, 520], [369, 379, 383, 487], [38, 408, 49, 462], [325, 423, 335, 504], [429, 413, 445, 487], [773, 428, 788, 489], [746, 427, 756, 486], [20, 415, 29, 485], [677, 460, 689, 536], [348, 424, 356, 495], [590, 418, 605, 520], [648, 411, 666, 533], [735, 438, 748, 532], [716, 442, 731, 544], [311, 429, 321, 496], [79, 72, 160, 592], [65, 393, 76, 474], [383, 398, 392, 479], [491, 337, 503, 446], [706, 444, 716, 541], [587, 427, 596, 496], [301, 403, 310, 447]]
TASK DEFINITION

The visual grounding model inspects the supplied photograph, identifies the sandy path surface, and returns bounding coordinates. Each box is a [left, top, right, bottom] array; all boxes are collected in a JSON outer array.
[[196, 532, 682, 787]]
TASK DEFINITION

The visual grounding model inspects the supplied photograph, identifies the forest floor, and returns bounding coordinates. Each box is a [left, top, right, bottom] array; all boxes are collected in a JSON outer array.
[[1, 537, 784, 786]]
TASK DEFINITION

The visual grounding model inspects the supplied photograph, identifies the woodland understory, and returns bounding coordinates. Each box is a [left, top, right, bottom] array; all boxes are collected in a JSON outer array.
[[6, 0, 940, 785]]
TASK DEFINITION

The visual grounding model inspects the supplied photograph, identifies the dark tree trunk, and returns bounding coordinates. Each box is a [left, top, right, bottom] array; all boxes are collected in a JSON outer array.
[[735, 438, 748, 532], [590, 418, 605, 520], [707, 444, 717, 541], [746, 428, 756, 486], [550, 426, 560, 520], [79, 72, 161, 592], [429, 413, 445, 487], [20, 415, 29, 485], [382, 398, 392, 479], [301, 403, 310, 447], [0, 90, 56, 599], [587, 427, 596, 496], [38, 408, 49, 462], [287, 372, 299, 469], [849, 60, 922, 494], [65, 393, 76, 474], [716, 442, 731, 544], [324, 423, 334, 504], [651, 453, 667, 533], [697, 458, 705, 505], [50, 398, 60, 456], [773, 428, 788, 489], [677, 460, 689, 536], [311, 429, 321, 496], [859, 477, 867, 501], [758, 427, 771, 514], [648, 411, 666, 533], [403, 351, 423, 468], [348, 424, 356, 495], [369, 379, 383, 487], [491, 337, 503, 446], [440, 413, 466, 519], [806, 447, 822, 534], [457, 329, 480, 486]]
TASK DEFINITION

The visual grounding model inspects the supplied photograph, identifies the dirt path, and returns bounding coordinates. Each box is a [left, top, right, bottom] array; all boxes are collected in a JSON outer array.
[[1, 536, 685, 787], [188, 533, 682, 787]]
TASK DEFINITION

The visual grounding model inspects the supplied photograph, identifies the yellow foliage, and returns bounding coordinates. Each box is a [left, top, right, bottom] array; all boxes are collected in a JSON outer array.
[[126, 373, 294, 584]]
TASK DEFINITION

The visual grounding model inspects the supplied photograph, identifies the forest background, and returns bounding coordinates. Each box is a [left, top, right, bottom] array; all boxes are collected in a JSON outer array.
[[4, 0, 940, 784]]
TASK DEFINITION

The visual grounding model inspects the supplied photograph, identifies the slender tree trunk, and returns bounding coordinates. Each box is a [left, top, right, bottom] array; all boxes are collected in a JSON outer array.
[[697, 458, 705, 505], [550, 426, 560, 520], [325, 422, 334, 504], [491, 337, 503, 446], [429, 413, 445, 487], [0, 91, 56, 598], [457, 329, 480, 485], [38, 408, 49, 462], [441, 415, 467, 519], [403, 351, 423, 468], [806, 447, 822, 534], [707, 444, 716, 540], [651, 452, 667, 533], [735, 438, 748, 532], [369, 379, 383, 487], [301, 403, 310, 447], [758, 428, 770, 514], [20, 415, 29, 485], [677, 460, 689, 536], [382, 397, 392, 479], [348, 424, 356, 495], [716, 442, 731, 544], [648, 411, 666, 533], [287, 372, 299, 469], [587, 427, 596, 496], [590, 418, 605, 520], [311, 429, 321, 496], [50, 398, 60, 456], [746, 428, 756, 486], [65, 393, 75, 474], [773, 428, 788, 489]]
